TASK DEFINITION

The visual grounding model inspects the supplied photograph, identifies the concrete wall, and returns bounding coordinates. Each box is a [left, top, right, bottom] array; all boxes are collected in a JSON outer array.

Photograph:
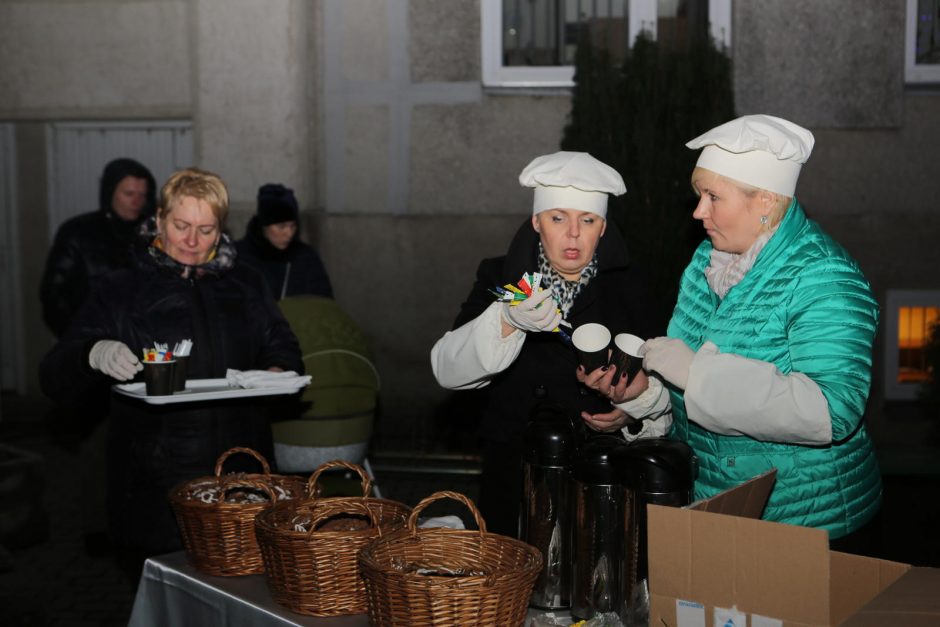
[[2, 0, 938, 452], [315, 0, 940, 448], [731, 0, 940, 446], [734, 0, 904, 127], [1, 0, 318, 397], [0, 0, 190, 119]]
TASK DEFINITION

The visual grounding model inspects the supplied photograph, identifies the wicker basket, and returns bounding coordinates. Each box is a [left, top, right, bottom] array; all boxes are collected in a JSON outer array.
[[358, 491, 544, 627], [254, 460, 411, 616], [169, 447, 306, 576]]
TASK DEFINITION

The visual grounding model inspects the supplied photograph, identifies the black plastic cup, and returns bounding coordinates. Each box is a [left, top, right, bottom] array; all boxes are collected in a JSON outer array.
[[571, 323, 611, 373], [610, 333, 644, 380], [143, 360, 176, 396], [172, 356, 189, 392]]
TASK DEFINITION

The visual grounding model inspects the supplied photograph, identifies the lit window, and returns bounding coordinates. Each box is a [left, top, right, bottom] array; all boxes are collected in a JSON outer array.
[[897, 306, 939, 382], [481, 0, 732, 88], [905, 0, 940, 83], [885, 290, 940, 400]]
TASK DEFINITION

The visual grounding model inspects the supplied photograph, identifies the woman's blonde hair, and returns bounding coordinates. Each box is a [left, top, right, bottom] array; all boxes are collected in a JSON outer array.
[[733, 179, 791, 229], [694, 167, 790, 229], [158, 168, 230, 227]]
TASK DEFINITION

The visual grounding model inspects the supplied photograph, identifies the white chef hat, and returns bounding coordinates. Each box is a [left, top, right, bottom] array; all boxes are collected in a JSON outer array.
[[518, 151, 626, 219], [686, 114, 815, 197]]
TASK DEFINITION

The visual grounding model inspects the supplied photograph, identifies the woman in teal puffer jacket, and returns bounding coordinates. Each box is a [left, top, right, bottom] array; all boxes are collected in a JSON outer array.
[[580, 115, 881, 550]]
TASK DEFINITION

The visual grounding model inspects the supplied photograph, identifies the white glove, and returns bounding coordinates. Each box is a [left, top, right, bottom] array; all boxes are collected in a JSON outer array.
[[639, 337, 694, 390], [88, 340, 144, 381], [502, 288, 562, 333]]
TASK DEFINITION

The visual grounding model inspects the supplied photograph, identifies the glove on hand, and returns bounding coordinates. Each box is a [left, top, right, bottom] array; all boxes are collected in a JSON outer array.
[[502, 288, 562, 333], [88, 340, 143, 381], [639, 337, 694, 390]]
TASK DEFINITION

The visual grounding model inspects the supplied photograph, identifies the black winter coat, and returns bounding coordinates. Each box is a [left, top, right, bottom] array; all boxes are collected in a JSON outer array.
[[235, 216, 333, 299], [40, 159, 157, 337], [39, 243, 303, 554], [452, 218, 658, 444], [39, 209, 151, 337]]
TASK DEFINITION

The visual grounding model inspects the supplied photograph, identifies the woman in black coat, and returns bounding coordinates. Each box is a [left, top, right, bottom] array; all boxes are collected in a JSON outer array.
[[40, 168, 303, 572], [431, 152, 670, 536]]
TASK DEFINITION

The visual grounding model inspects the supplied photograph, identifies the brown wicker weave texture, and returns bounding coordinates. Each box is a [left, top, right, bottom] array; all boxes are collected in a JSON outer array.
[[358, 491, 544, 627], [168, 447, 305, 576], [254, 460, 411, 617]]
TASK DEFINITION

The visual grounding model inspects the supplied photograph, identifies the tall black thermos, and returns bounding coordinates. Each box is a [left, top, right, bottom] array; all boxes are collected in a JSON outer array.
[[612, 438, 697, 626], [520, 407, 577, 610], [569, 434, 629, 620]]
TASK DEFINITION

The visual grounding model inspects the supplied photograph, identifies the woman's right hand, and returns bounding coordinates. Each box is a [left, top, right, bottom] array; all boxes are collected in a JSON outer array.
[[501, 288, 561, 334], [581, 407, 638, 434]]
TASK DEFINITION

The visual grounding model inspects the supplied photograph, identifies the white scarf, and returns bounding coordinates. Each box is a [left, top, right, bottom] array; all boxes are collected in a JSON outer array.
[[704, 227, 778, 299]]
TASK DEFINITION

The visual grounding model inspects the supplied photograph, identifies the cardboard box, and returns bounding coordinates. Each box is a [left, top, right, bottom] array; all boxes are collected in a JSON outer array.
[[647, 470, 939, 626]]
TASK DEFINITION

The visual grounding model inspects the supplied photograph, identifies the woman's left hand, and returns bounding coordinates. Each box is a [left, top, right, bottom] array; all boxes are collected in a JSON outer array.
[[577, 363, 650, 403], [580, 407, 637, 433], [267, 366, 284, 372]]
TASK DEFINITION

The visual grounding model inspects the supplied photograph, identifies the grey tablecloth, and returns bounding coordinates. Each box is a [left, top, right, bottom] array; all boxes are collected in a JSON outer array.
[[129, 550, 574, 627], [128, 551, 369, 626]]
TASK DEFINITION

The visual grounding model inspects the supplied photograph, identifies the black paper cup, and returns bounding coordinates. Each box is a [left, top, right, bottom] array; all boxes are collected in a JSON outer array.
[[144, 360, 176, 396], [172, 356, 189, 392], [610, 333, 644, 380], [571, 323, 611, 373]]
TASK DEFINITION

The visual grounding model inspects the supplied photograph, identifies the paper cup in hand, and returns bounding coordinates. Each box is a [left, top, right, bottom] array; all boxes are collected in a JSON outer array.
[[571, 323, 611, 373], [610, 333, 644, 380], [143, 360, 176, 396]]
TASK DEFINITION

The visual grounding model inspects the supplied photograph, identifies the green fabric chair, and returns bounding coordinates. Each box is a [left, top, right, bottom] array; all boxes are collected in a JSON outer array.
[[274, 296, 379, 473]]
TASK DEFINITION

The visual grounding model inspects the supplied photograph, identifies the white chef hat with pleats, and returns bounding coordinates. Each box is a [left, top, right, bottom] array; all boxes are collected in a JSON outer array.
[[686, 114, 815, 197], [519, 151, 626, 219]]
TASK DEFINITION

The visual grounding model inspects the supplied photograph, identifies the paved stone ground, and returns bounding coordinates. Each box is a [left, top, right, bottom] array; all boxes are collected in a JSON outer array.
[[0, 393, 481, 627]]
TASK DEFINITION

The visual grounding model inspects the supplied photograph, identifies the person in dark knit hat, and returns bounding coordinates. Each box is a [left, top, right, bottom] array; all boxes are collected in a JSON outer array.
[[236, 183, 333, 300]]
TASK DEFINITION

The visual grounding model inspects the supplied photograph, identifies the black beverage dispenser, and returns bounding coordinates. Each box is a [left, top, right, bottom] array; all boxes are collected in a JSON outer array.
[[568, 434, 629, 620], [520, 406, 577, 610], [612, 438, 697, 626]]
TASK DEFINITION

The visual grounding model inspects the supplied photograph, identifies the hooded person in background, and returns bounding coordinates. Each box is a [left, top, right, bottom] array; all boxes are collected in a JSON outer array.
[[235, 183, 333, 300], [40, 157, 157, 337], [38, 158, 157, 556]]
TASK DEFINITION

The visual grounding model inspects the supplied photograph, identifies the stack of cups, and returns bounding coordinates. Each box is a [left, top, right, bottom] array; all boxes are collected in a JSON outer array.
[[141, 339, 193, 396], [172, 339, 193, 393]]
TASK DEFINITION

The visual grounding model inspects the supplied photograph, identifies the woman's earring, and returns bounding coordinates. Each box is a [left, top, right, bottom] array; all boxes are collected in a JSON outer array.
[[760, 215, 769, 225]]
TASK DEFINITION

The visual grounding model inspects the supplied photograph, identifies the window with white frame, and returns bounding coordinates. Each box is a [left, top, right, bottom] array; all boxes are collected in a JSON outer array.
[[481, 0, 732, 88], [906, 0, 940, 83]]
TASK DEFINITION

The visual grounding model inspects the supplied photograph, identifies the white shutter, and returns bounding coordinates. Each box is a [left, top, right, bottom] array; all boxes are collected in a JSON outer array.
[[46, 121, 194, 240]]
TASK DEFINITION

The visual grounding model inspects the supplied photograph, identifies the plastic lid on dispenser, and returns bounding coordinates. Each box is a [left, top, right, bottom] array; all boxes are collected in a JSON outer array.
[[613, 438, 698, 493], [523, 405, 577, 466], [569, 435, 628, 485]]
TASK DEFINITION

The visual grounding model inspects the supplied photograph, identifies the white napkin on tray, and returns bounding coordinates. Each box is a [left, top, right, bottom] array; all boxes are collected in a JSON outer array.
[[225, 369, 311, 389]]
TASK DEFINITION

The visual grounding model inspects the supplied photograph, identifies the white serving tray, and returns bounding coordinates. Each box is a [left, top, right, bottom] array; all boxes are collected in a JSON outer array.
[[113, 378, 307, 405]]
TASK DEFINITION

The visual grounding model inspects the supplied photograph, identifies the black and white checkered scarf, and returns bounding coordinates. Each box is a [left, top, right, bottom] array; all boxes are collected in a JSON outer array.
[[537, 242, 598, 318]]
